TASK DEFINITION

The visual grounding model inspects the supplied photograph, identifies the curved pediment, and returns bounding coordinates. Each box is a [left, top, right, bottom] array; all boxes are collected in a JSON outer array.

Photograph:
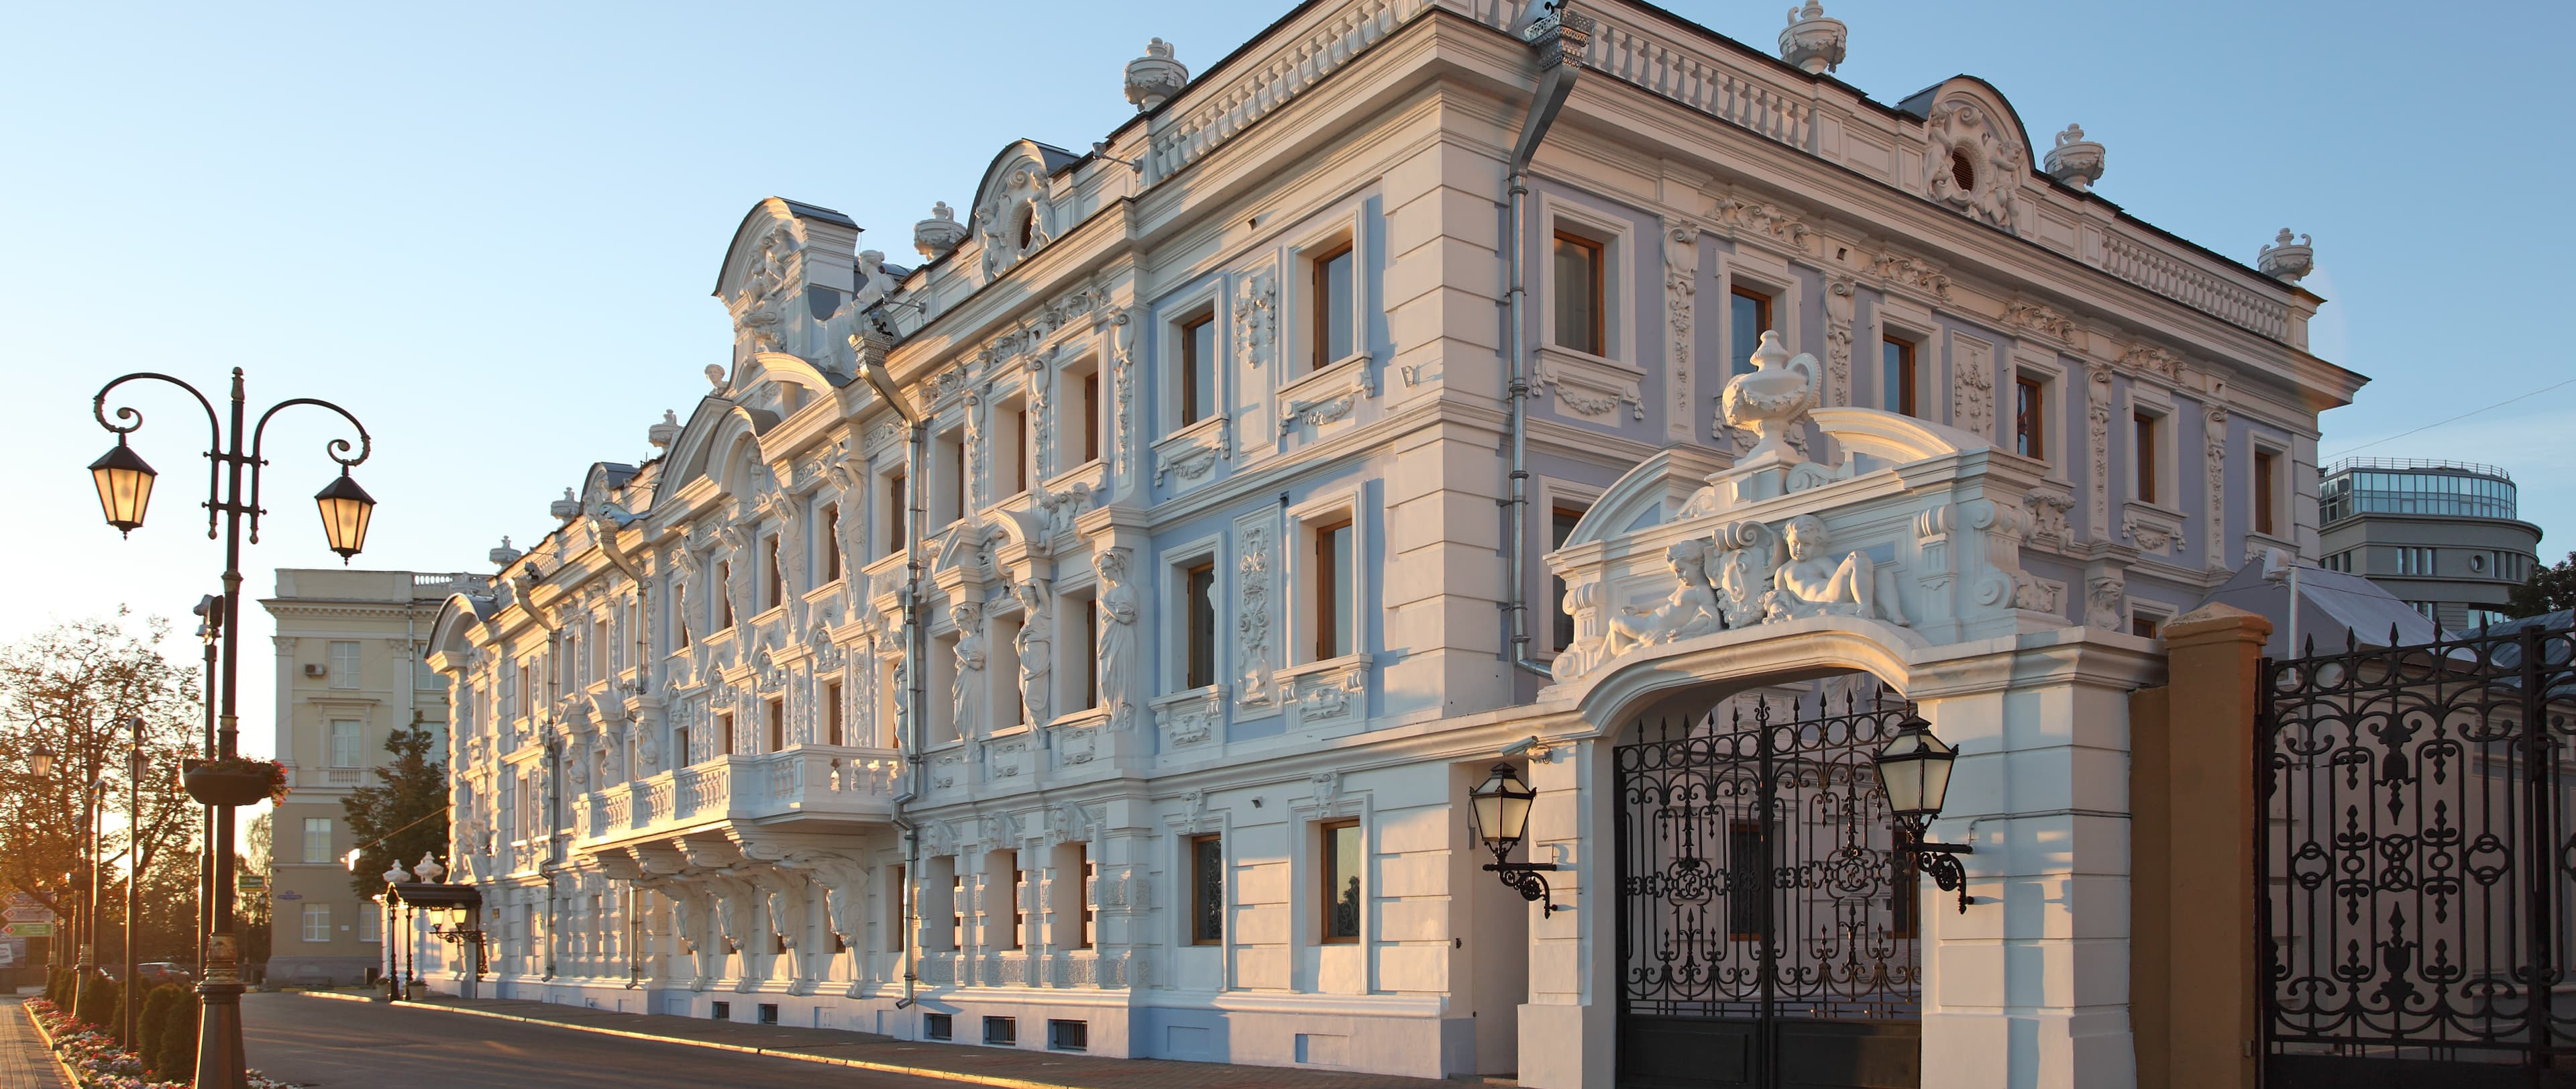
[[656, 398, 782, 507], [968, 140, 1080, 279], [1898, 76, 2035, 230]]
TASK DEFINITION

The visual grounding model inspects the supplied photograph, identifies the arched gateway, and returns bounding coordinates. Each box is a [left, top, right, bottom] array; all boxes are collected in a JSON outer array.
[[1519, 364, 2162, 1088]]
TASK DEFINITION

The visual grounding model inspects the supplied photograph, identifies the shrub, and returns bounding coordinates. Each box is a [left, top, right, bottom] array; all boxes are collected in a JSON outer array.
[[138, 984, 187, 1076], [156, 992, 201, 1082], [72, 972, 119, 1031]]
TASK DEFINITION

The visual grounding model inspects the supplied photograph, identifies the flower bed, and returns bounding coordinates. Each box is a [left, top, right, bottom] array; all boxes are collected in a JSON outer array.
[[25, 997, 287, 1089]]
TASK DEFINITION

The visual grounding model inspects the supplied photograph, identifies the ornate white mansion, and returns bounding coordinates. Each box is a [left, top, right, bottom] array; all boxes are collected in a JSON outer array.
[[425, 3, 2350, 1087]]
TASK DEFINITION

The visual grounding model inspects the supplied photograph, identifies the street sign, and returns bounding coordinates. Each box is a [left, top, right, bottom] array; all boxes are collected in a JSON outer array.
[[3, 922, 55, 938], [3, 906, 56, 923], [5, 892, 36, 908]]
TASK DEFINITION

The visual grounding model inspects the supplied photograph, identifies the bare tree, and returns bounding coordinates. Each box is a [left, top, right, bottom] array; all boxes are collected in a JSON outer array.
[[0, 614, 206, 955]]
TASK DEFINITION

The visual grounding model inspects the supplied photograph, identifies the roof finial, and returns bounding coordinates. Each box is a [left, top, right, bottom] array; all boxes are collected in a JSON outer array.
[[1125, 38, 1189, 112], [2258, 228, 2314, 282], [488, 535, 523, 567], [1779, 1, 1846, 74], [648, 409, 682, 450], [915, 202, 969, 261], [2043, 123, 2105, 192]]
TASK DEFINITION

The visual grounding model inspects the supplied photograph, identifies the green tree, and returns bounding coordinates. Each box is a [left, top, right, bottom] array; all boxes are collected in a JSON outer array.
[[341, 722, 448, 899], [2509, 551, 2576, 618], [154, 985, 199, 1078]]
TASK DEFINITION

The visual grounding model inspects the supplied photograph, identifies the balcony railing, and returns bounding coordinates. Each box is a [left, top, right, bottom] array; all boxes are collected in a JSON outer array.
[[572, 745, 901, 847]]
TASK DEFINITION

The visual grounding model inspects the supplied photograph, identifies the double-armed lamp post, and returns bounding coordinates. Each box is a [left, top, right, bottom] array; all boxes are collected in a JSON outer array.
[[87, 368, 376, 1089]]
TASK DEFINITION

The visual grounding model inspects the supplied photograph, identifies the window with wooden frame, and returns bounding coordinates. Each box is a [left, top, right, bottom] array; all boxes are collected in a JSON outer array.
[[717, 712, 735, 756], [673, 584, 690, 648], [1312, 516, 1354, 662], [2134, 412, 2160, 504], [674, 725, 691, 767], [1552, 230, 1604, 355], [884, 469, 907, 556], [1320, 820, 1361, 943], [1075, 589, 1100, 711], [1079, 849, 1096, 949], [941, 429, 966, 524], [1003, 401, 1029, 497], [887, 863, 907, 952], [1882, 336, 1917, 416], [716, 562, 735, 629], [1189, 833, 1224, 945], [822, 504, 843, 584], [952, 874, 965, 947], [1180, 310, 1217, 427], [2131, 615, 2162, 639], [1310, 239, 1356, 369], [766, 697, 784, 752], [765, 536, 784, 611], [1078, 368, 1102, 465], [1011, 868, 1027, 949], [1184, 560, 1218, 690], [1729, 286, 1772, 376], [2254, 448, 2279, 536], [2014, 376, 2045, 460], [825, 681, 844, 746], [1551, 505, 1587, 652]]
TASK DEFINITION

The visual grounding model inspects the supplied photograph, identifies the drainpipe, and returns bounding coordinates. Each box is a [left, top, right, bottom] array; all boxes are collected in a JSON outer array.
[[1503, 5, 1593, 678], [855, 313, 926, 1009]]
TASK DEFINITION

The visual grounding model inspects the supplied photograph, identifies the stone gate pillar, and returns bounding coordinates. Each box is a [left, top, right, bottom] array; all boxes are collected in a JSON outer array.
[[1912, 628, 2163, 1089]]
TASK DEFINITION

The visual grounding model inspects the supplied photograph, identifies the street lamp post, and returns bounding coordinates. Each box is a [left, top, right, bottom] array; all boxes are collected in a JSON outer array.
[[379, 860, 410, 1001], [123, 715, 144, 1049], [191, 596, 223, 978], [88, 368, 377, 1089]]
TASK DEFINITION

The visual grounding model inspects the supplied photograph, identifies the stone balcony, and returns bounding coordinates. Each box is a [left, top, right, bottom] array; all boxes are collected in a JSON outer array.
[[570, 744, 902, 852]]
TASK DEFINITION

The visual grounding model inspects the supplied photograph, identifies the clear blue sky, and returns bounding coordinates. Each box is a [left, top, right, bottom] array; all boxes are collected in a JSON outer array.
[[3, 1, 2569, 776]]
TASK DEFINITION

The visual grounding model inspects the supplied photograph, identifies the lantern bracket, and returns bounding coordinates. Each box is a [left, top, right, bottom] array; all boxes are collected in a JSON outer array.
[[1483, 851, 1564, 916], [1894, 815, 1974, 914]]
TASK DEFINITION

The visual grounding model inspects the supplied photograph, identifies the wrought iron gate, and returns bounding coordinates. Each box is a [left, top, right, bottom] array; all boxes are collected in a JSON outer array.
[[2260, 621, 2576, 1087], [1616, 695, 1921, 1089]]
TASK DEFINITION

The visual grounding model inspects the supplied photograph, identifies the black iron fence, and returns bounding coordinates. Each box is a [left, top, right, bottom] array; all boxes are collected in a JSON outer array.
[[2259, 621, 2576, 1087]]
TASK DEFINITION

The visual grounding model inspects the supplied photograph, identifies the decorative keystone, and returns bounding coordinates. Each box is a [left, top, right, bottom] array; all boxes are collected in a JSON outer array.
[[913, 201, 969, 261], [1778, 1, 1847, 74], [2258, 228, 2314, 282], [1124, 38, 1188, 112], [2044, 123, 2106, 192]]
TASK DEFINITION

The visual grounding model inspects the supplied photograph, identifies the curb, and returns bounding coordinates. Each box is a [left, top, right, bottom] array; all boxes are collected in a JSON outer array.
[[19, 1001, 83, 1089], [298, 992, 1098, 1089]]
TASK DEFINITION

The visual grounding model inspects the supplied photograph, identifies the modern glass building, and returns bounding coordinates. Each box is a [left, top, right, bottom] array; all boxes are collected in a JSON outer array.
[[2317, 458, 2543, 629]]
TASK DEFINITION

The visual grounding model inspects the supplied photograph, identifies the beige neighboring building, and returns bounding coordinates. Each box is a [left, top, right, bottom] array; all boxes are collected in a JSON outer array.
[[262, 568, 484, 985]]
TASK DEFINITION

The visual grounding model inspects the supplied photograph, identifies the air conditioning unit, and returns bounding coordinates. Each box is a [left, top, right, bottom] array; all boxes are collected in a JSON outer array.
[[303, 664, 327, 678]]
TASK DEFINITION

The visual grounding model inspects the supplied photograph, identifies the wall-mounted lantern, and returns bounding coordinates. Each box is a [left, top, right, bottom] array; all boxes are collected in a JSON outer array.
[[1872, 708, 1974, 913], [1467, 762, 1562, 917]]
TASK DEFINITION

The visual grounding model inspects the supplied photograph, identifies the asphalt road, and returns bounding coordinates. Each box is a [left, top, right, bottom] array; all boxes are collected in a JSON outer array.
[[239, 993, 959, 1089]]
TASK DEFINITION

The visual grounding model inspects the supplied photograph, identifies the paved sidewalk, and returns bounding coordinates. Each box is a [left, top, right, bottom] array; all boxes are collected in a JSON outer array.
[[3, 997, 74, 1089], [303, 992, 1479, 1089]]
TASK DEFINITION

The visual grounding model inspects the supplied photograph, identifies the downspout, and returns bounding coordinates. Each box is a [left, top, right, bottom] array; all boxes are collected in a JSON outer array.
[[855, 314, 926, 1009], [1503, 5, 1593, 678]]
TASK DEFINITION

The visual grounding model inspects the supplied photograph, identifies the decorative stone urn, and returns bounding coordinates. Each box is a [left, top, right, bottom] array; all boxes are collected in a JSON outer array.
[[1778, 1, 1847, 74], [550, 487, 582, 520], [1124, 38, 1189, 111], [488, 535, 522, 566], [914, 202, 969, 262], [2043, 123, 2105, 192], [647, 409, 683, 450], [1722, 330, 1821, 472], [2258, 228, 2314, 282]]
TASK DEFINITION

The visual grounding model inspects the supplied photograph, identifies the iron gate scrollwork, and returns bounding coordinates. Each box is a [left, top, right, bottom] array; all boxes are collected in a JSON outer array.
[[2261, 621, 2576, 1087], [1616, 694, 1921, 1089]]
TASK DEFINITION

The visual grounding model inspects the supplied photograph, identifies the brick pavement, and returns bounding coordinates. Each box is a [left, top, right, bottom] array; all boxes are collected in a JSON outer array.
[[3, 996, 74, 1089], [303, 992, 1487, 1089]]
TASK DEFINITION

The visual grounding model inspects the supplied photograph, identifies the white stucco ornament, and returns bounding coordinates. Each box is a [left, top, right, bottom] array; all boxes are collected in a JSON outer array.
[[1124, 38, 1188, 111], [647, 409, 682, 450], [1720, 329, 1823, 482], [1778, 1, 1846, 74], [2259, 228, 2314, 281], [2043, 123, 2104, 192], [914, 202, 968, 261]]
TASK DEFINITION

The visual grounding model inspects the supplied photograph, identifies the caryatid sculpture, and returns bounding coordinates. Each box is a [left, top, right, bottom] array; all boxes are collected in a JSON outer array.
[[950, 601, 986, 735], [1094, 550, 1140, 728], [1014, 580, 1054, 727]]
